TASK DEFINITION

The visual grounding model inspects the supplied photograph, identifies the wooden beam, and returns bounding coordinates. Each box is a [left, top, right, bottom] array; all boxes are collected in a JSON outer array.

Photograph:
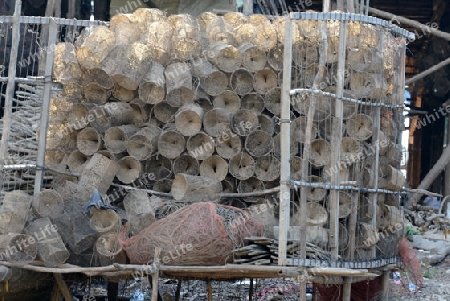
[[368, 6, 450, 42]]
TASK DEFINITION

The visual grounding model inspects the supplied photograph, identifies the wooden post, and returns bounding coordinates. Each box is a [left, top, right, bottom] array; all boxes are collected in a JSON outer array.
[[53, 274, 73, 301], [445, 120, 450, 198], [381, 270, 390, 300], [243, 0, 253, 15], [0, 0, 21, 189], [34, 18, 58, 197], [207, 280, 213, 301], [249, 278, 253, 301], [334, 18, 348, 301], [151, 247, 162, 301], [323, 0, 331, 12], [278, 14, 293, 267], [175, 279, 182, 301]]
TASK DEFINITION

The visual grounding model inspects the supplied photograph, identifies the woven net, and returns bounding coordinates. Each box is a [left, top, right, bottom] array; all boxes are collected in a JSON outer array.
[[119, 202, 263, 265]]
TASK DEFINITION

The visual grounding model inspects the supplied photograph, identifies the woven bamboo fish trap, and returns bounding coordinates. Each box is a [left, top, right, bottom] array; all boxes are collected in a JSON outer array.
[[245, 130, 274, 157], [126, 125, 161, 160], [138, 61, 165, 105], [104, 124, 139, 154], [213, 90, 241, 114], [345, 114, 373, 141], [241, 93, 265, 114], [238, 177, 264, 193], [254, 155, 280, 182], [203, 108, 231, 137], [199, 155, 229, 181], [230, 68, 253, 96], [208, 41, 242, 73], [291, 116, 318, 143], [215, 133, 241, 160], [173, 154, 200, 176], [145, 155, 172, 181], [175, 104, 204, 137], [186, 132, 215, 160], [117, 156, 142, 184], [229, 152, 255, 181], [239, 43, 267, 72], [231, 109, 258, 136], [158, 130, 186, 159], [305, 176, 327, 202]]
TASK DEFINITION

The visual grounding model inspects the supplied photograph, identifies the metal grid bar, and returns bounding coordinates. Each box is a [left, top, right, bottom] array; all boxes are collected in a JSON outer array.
[[0, 16, 106, 26], [290, 180, 408, 195], [290, 88, 404, 108], [287, 256, 399, 268], [289, 12, 414, 40]]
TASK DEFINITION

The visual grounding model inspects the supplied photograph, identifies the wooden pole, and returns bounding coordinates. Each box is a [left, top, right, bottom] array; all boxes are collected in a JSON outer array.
[[405, 57, 450, 85], [53, 274, 73, 301], [278, 14, 293, 267], [207, 280, 213, 301], [34, 18, 58, 197], [67, 0, 77, 18], [323, 0, 331, 12], [381, 271, 390, 300], [445, 120, 450, 198], [0, 0, 21, 189], [151, 247, 162, 301], [335, 17, 349, 301], [175, 279, 182, 301], [410, 144, 450, 206], [368, 6, 450, 42], [249, 278, 253, 301], [243, 0, 253, 15]]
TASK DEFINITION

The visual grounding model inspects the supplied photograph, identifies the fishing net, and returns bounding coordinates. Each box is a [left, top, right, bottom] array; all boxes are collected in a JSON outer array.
[[119, 202, 264, 265]]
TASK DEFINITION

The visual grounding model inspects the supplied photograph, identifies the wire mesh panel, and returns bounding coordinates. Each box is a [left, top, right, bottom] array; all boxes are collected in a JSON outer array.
[[286, 13, 410, 269]]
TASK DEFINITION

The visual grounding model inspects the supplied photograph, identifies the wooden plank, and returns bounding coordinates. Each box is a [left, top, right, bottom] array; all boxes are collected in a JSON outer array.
[[0, 0, 21, 188], [278, 14, 293, 267], [34, 18, 58, 197]]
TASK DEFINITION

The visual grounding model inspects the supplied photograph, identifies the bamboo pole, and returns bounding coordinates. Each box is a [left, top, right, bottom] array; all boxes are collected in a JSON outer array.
[[332, 17, 348, 301], [405, 57, 450, 85], [207, 280, 213, 301], [34, 18, 58, 197], [409, 144, 450, 206], [278, 14, 293, 267], [151, 248, 161, 301], [175, 279, 182, 301], [243, 0, 253, 15], [0, 1, 21, 189], [368, 6, 450, 41]]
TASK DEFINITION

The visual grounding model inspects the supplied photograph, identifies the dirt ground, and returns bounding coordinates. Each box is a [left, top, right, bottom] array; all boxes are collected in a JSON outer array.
[[388, 254, 450, 301]]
